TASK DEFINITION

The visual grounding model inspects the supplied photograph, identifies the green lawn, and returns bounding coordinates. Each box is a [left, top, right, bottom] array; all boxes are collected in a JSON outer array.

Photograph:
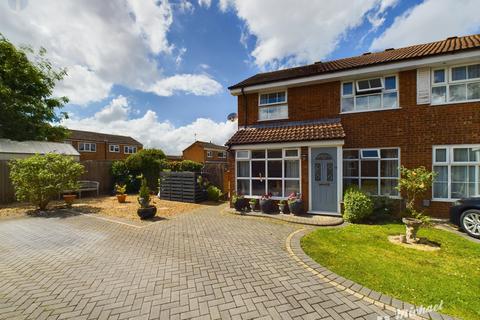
[[301, 223, 480, 320]]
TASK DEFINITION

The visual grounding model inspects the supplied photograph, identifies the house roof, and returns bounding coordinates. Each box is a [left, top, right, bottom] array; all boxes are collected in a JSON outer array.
[[225, 119, 345, 146], [0, 139, 80, 156], [67, 129, 142, 145], [185, 141, 228, 151], [166, 155, 183, 161], [229, 34, 480, 90]]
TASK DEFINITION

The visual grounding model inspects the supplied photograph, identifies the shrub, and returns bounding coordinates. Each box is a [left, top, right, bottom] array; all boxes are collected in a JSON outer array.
[[206, 185, 222, 201], [179, 160, 203, 172], [9, 154, 84, 210], [111, 160, 129, 183], [125, 148, 166, 189], [137, 177, 150, 207], [343, 187, 374, 223]]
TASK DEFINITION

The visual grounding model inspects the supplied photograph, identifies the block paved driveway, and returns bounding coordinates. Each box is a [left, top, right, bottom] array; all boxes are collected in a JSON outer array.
[[0, 205, 392, 320]]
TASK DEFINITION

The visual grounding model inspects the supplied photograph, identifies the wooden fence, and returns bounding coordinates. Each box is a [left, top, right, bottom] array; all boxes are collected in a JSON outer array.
[[202, 163, 228, 192], [0, 159, 114, 204], [159, 172, 206, 203]]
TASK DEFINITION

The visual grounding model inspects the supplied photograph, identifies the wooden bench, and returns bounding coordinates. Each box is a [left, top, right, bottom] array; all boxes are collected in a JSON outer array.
[[62, 180, 99, 198]]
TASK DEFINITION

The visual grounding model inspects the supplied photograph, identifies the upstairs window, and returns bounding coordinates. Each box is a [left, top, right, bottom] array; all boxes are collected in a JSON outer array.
[[218, 151, 226, 158], [432, 63, 480, 104], [207, 151, 213, 158], [109, 144, 120, 153], [341, 75, 398, 113], [258, 91, 288, 121], [79, 142, 96, 152], [124, 146, 137, 154]]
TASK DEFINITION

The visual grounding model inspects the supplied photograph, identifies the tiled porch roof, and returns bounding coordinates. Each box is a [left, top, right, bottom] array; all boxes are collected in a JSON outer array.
[[225, 119, 345, 146]]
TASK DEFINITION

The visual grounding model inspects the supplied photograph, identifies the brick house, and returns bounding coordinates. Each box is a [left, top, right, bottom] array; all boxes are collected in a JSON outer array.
[[65, 129, 143, 161], [226, 34, 480, 218], [183, 141, 228, 164]]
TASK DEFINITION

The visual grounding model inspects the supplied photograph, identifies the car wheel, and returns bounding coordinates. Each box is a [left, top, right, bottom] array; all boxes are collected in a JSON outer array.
[[460, 209, 480, 239]]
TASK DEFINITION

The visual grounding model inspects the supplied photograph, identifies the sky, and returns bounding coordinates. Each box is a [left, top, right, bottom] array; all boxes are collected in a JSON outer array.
[[1, 0, 480, 154]]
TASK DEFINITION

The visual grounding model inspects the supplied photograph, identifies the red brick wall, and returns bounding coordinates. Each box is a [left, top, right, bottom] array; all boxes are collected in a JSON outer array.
[[232, 68, 480, 218]]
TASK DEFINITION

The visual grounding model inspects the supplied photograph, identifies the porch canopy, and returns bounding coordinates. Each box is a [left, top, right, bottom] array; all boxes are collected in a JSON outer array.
[[225, 118, 345, 146]]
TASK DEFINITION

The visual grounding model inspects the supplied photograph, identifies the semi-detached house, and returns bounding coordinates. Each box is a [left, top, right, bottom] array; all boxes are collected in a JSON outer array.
[[226, 34, 480, 218]]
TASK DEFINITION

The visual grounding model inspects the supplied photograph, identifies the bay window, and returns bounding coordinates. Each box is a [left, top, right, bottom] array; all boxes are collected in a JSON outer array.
[[236, 148, 300, 198], [433, 145, 480, 200], [258, 91, 288, 121], [343, 148, 400, 196], [431, 63, 480, 104], [341, 75, 398, 113]]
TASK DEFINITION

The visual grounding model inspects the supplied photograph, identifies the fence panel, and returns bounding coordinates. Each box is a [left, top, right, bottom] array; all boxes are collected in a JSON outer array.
[[202, 163, 227, 192], [0, 161, 15, 204], [80, 160, 113, 195], [159, 172, 206, 203]]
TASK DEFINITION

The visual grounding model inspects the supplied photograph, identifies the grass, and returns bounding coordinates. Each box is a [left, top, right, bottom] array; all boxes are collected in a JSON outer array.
[[301, 223, 480, 320]]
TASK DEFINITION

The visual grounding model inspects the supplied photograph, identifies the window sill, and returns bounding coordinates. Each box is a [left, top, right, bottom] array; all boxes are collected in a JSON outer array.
[[430, 99, 480, 106], [340, 107, 400, 115], [257, 117, 289, 122], [79, 150, 96, 153], [431, 198, 458, 202]]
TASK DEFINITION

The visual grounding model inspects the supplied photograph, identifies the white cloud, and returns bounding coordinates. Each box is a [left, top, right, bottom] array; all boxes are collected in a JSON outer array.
[[0, 0, 221, 104], [62, 97, 237, 155], [370, 0, 480, 51], [217, 0, 397, 69], [198, 0, 212, 8], [148, 74, 223, 96], [177, 0, 195, 14]]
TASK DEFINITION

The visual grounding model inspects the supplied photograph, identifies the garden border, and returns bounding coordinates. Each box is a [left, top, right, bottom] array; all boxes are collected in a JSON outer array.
[[286, 228, 455, 320]]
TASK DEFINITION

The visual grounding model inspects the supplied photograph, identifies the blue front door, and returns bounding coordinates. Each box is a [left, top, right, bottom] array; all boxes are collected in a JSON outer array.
[[311, 147, 338, 213]]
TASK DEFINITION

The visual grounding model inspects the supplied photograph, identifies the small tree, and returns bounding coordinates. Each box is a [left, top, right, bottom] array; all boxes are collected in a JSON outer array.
[[125, 148, 166, 189], [9, 154, 84, 210], [396, 166, 436, 222]]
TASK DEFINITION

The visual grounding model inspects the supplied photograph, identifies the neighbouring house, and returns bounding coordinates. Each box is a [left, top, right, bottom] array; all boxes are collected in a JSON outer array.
[[65, 129, 143, 161], [226, 34, 480, 218], [166, 155, 183, 162], [183, 141, 228, 164]]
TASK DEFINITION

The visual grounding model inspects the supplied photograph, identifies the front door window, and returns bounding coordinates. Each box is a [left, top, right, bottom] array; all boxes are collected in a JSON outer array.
[[315, 153, 334, 184]]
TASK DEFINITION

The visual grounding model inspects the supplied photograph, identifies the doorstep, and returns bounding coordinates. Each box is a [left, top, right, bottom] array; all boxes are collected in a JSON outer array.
[[227, 209, 344, 227]]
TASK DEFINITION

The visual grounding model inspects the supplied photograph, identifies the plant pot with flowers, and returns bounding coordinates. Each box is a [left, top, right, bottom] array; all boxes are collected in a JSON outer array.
[[249, 198, 258, 212], [137, 177, 157, 220], [115, 184, 127, 203], [287, 192, 304, 215], [259, 193, 273, 213]]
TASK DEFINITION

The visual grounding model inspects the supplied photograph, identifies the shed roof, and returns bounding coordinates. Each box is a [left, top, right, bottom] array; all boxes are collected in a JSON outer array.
[[67, 129, 142, 145], [0, 139, 80, 156]]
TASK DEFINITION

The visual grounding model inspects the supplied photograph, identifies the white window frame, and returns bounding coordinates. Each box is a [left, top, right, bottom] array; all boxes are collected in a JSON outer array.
[[341, 74, 399, 114], [207, 150, 213, 158], [431, 62, 480, 105], [361, 149, 380, 159], [218, 151, 227, 158], [235, 148, 301, 199], [258, 90, 288, 121], [109, 144, 120, 153], [343, 147, 401, 198], [355, 77, 384, 92], [124, 146, 137, 154], [79, 142, 96, 152], [432, 144, 480, 201]]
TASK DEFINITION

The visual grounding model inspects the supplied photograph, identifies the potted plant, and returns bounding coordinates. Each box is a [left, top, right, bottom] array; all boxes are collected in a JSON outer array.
[[259, 193, 273, 213], [288, 192, 304, 215], [137, 178, 157, 219], [396, 166, 435, 243], [115, 184, 127, 203], [249, 198, 258, 212], [232, 193, 248, 212], [278, 200, 287, 214], [63, 193, 77, 207]]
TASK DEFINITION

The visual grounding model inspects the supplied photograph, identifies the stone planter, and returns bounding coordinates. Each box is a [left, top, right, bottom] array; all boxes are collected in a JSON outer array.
[[259, 199, 273, 214], [278, 203, 287, 214], [402, 217, 422, 243], [234, 198, 249, 212], [288, 200, 304, 215], [63, 194, 77, 207], [137, 206, 157, 220], [116, 194, 127, 203]]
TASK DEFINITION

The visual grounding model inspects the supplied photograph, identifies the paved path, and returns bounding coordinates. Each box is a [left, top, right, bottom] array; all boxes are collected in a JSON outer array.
[[0, 205, 394, 320]]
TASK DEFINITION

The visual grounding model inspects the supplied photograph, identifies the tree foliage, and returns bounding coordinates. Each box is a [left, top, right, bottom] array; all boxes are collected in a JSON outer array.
[[0, 34, 69, 141], [9, 154, 84, 210], [125, 149, 167, 188]]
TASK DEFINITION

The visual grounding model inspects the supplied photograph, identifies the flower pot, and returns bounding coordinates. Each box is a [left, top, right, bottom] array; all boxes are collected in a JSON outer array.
[[259, 199, 273, 213], [138, 197, 149, 208], [234, 198, 248, 212], [116, 194, 127, 203], [63, 194, 77, 207], [402, 217, 422, 243], [249, 202, 257, 212], [137, 206, 157, 220], [278, 204, 287, 214], [288, 200, 304, 215]]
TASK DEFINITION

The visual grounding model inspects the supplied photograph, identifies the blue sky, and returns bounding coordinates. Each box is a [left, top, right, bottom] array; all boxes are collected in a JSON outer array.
[[1, 0, 480, 154]]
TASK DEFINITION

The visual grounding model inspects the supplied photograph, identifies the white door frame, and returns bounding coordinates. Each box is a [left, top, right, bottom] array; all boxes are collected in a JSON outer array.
[[308, 144, 343, 215]]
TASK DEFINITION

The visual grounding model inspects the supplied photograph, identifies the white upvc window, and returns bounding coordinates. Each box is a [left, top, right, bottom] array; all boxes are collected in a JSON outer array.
[[431, 62, 480, 105], [341, 75, 398, 113], [432, 145, 480, 200], [79, 142, 96, 152], [207, 151, 213, 158], [218, 151, 226, 158], [235, 148, 301, 198], [343, 148, 400, 197], [124, 146, 137, 154], [109, 144, 120, 153], [258, 91, 288, 121]]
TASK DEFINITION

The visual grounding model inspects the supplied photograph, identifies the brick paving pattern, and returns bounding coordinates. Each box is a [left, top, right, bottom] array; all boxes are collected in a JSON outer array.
[[0, 205, 394, 319]]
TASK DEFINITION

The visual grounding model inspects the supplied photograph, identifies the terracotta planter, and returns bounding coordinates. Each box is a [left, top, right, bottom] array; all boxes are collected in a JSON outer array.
[[402, 217, 422, 243], [116, 194, 127, 203], [63, 194, 77, 207], [137, 206, 157, 220], [259, 199, 273, 213], [288, 200, 304, 215]]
